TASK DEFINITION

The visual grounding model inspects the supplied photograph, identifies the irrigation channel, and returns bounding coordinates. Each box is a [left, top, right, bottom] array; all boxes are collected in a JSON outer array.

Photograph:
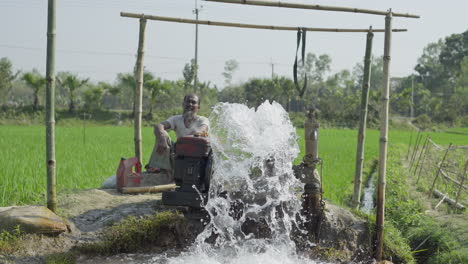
[[144, 101, 328, 263]]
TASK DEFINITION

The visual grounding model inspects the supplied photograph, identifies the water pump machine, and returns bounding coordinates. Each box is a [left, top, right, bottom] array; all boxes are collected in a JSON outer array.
[[162, 135, 213, 208]]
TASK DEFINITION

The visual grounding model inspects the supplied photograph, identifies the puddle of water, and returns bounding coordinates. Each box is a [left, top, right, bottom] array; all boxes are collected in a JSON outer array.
[[360, 172, 376, 214]]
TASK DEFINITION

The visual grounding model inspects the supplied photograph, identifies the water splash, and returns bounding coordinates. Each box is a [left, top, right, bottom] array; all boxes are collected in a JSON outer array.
[[148, 101, 325, 264]]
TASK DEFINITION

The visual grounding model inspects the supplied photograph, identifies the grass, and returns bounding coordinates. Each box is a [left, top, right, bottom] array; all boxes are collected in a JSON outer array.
[[78, 211, 188, 255], [0, 226, 22, 255], [1, 125, 466, 207]]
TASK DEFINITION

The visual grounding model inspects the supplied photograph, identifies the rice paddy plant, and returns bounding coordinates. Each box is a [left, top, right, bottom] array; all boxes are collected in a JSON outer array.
[[0, 125, 158, 206], [1, 125, 465, 207]]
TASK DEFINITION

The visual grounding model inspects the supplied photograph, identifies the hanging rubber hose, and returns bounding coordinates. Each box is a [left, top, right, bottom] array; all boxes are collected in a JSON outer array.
[[293, 28, 307, 97]]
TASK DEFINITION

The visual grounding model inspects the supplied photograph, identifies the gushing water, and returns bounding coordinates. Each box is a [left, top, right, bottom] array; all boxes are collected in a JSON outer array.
[[148, 101, 325, 264]]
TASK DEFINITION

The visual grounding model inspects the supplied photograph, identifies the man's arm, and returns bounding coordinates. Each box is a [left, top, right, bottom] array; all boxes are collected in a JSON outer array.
[[154, 121, 171, 154]]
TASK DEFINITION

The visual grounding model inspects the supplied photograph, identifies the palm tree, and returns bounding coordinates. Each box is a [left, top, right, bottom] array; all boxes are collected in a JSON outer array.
[[145, 78, 170, 119], [22, 70, 45, 110], [60, 74, 88, 113]]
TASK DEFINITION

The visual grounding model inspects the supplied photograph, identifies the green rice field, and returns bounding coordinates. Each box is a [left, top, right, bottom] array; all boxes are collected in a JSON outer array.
[[0, 125, 466, 207]]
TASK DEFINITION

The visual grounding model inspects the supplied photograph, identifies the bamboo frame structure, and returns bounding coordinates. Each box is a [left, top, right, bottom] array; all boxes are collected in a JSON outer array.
[[134, 18, 147, 164], [376, 11, 392, 261], [429, 143, 452, 196], [405, 131, 413, 160], [46, 0, 57, 212], [440, 168, 467, 190], [120, 12, 407, 33], [454, 161, 468, 205], [205, 0, 420, 18], [121, 6, 415, 260], [416, 137, 431, 185], [412, 136, 428, 175], [409, 132, 422, 169], [433, 189, 465, 210], [352, 28, 373, 209]]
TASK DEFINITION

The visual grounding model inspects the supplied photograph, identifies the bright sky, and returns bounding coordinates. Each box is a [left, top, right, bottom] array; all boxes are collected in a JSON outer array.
[[1, 0, 467, 88]]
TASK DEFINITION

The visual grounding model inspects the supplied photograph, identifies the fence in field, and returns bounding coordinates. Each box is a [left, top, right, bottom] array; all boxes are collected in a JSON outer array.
[[407, 133, 467, 211]]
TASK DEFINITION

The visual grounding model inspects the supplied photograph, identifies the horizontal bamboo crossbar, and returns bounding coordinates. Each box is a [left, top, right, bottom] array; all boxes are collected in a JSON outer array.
[[120, 12, 407, 33], [440, 167, 468, 190], [205, 0, 420, 18], [120, 184, 176, 194], [433, 189, 465, 210]]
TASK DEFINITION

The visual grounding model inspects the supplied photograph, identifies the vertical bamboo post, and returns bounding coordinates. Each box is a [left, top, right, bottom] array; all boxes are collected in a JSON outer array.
[[416, 137, 431, 185], [45, 0, 57, 212], [406, 131, 413, 160], [352, 27, 374, 209], [412, 136, 428, 175], [429, 143, 452, 196], [409, 132, 422, 170], [134, 18, 147, 164], [376, 10, 392, 262], [454, 160, 468, 206]]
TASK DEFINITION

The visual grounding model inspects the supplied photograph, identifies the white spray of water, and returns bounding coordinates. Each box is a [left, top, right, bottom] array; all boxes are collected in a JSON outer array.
[[148, 101, 326, 264]]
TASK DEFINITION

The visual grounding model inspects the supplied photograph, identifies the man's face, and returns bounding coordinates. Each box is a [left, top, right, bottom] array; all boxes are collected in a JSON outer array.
[[183, 95, 200, 115]]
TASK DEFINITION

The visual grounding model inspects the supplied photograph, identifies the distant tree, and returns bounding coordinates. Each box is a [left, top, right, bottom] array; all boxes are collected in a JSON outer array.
[[145, 78, 170, 119], [83, 83, 106, 110], [182, 59, 197, 92], [353, 55, 384, 92], [59, 73, 89, 113], [414, 40, 448, 96], [0, 57, 19, 101], [218, 84, 245, 104], [222, 59, 239, 85], [439, 30, 468, 83], [274, 76, 295, 111], [297, 53, 331, 103], [116, 70, 154, 113], [22, 70, 45, 110]]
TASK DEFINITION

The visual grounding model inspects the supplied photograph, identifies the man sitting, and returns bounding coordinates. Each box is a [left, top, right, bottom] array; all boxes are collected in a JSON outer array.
[[146, 93, 209, 178]]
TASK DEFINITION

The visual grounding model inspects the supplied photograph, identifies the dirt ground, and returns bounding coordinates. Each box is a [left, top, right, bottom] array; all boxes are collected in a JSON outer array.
[[2, 187, 375, 263], [1, 188, 166, 264]]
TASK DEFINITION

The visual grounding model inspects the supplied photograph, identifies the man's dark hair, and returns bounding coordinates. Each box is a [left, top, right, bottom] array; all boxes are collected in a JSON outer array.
[[184, 93, 201, 105]]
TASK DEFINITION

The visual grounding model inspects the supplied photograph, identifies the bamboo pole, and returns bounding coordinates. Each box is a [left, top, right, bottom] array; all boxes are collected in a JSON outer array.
[[429, 143, 452, 196], [416, 137, 431, 185], [406, 131, 413, 160], [204, 0, 420, 18], [440, 168, 468, 189], [134, 18, 147, 164], [409, 132, 422, 170], [433, 189, 465, 210], [45, 0, 57, 212], [352, 28, 374, 209], [412, 136, 428, 175], [376, 10, 392, 262], [120, 12, 407, 33], [454, 161, 468, 205], [121, 184, 176, 194]]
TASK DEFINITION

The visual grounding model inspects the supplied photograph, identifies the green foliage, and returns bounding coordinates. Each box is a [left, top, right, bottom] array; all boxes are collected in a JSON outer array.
[[428, 249, 468, 264], [58, 73, 89, 113], [384, 146, 467, 264], [412, 114, 432, 130], [222, 59, 239, 85], [44, 252, 77, 264], [78, 211, 187, 255], [22, 70, 45, 110], [183, 59, 197, 91], [0, 226, 22, 254], [0, 57, 19, 102]]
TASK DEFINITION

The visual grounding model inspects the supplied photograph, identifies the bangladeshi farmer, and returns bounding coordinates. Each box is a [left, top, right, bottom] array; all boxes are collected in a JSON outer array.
[[146, 93, 209, 177]]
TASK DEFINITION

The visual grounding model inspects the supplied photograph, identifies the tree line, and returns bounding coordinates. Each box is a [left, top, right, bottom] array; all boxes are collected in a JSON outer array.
[[0, 29, 466, 127]]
